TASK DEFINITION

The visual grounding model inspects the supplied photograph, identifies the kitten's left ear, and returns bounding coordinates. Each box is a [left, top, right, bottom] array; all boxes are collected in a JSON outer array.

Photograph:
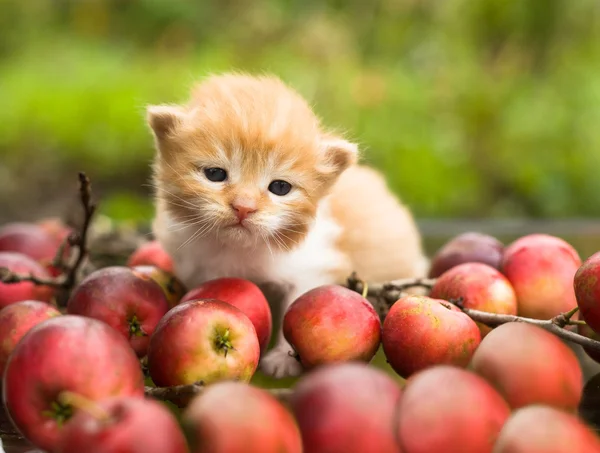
[[146, 104, 186, 140], [318, 137, 359, 177]]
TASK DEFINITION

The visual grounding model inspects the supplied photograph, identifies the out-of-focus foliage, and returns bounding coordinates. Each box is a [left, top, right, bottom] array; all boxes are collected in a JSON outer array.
[[1, 0, 600, 221]]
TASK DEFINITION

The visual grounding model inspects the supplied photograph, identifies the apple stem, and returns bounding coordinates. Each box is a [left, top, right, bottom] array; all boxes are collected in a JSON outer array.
[[129, 315, 147, 337], [42, 401, 74, 427], [57, 391, 111, 423], [215, 329, 235, 357]]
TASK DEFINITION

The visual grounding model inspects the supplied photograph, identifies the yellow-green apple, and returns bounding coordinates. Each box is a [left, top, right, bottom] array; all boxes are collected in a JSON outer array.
[[382, 295, 481, 378], [182, 381, 302, 453], [147, 299, 260, 388], [0, 300, 61, 376], [67, 266, 170, 357], [501, 234, 581, 319], [430, 262, 517, 337], [470, 322, 582, 411], [492, 405, 600, 453], [127, 240, 174, 273], [181, 277, 272, 354], [429, 232, 504, 278], [0, 252, 55, 307], [56, 396, 189, 453], [396, 365, 510, 453], [3, 315, 145, 452], [282, 285, 381, 369], [289, 362, 402, 453], [131, 264, 186, 308]]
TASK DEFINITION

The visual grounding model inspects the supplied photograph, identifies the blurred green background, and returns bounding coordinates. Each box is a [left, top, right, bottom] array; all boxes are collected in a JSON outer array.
[[1, 0, 600, 225]]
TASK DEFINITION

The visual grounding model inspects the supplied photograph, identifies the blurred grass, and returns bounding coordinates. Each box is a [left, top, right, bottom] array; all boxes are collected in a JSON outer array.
[[1, 0, 600, 221]]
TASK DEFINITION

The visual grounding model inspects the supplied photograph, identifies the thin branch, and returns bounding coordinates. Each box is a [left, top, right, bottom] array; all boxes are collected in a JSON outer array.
[[0, 172, 97, 303], [0, 268, 63, 288], [61, 172, 96, 292], [346, 274, 600, 354]]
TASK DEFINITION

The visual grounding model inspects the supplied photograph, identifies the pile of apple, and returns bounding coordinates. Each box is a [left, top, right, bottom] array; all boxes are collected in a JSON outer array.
[[2, 219, 600, 452]]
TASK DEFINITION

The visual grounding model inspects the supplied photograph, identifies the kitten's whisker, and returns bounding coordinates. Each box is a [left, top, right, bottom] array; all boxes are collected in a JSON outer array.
[[163, 160, 205, 198], [260, 230, 276, 260], [155, 187, 203, 210], [167, 218, 206, 233]]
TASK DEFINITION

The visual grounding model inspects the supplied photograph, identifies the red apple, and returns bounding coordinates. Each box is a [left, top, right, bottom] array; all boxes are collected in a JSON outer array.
[[36, 217, 72, 244], [382, 295, 481, 378], [492, 405, 600, 453], [0, 300, 61, 376], [574, 251, 600, 334], [430, 262, 517, 337], [182, 381, 302, 453], [578, 322, 600, 363], [429, 232, 504, 278], [470, 322, 582, 411], [132, 265, 186, 308], [289, 362, 402, 453], [3, 315, 145, 452], [127, 240, 174, 273], [147, 299, 260, 388], [57, 396, 189, 453], [282, 285, 381, 369], [0, 222, 61, 263], [0, 252, 55, 307], [181, 277, 272, 354], [67, 266, 170, 357], [396, 365, 510, 453], [501, 234, 581, 319]]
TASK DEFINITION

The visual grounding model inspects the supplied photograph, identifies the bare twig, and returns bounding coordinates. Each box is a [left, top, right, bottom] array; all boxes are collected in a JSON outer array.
[[0, 172, 97, 304], [347, 274, 600, 354]]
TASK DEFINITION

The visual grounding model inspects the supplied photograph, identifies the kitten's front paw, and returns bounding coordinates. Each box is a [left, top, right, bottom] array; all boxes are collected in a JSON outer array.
[[260, 347, 304, 379]]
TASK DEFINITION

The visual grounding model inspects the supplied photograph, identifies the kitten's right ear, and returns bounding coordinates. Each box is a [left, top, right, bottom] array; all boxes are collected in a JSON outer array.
[[146, 104, 186, 140]]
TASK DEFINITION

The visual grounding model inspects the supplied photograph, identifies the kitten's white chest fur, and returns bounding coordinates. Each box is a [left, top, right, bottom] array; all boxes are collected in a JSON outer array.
[[154, 199, 347, 378]]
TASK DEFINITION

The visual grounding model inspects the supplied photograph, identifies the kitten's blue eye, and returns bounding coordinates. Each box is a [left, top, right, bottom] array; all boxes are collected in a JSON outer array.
[[268, 180, 292, 196], [204, 167, 227, 182]]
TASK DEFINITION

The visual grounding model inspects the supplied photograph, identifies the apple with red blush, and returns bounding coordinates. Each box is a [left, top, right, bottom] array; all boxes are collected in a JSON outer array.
[[182, 381, 302, 453], [3, 315, 145, 452], [396, 365, 510, 453], [469, 322, 582, 411], [282, 284, 381, 369], [429, 232, 504, 278], [0, 222, 70, 276], [574, 251, 600, 334], [493, 405, 600, 453], [0, 252, 55, 307], [127, 240, 174, 273], [56, 395, 189, 453], [501, 234, 581, 319], [0, 300, 61, 376], [132, 264, 186, 308], [181, 277, 272, 354], [147, 299, 260, 392], [289, 362, 402, 453], [67, 266, 170, 357], [430, 262, 517, 337], [382, 295, 481, 378]]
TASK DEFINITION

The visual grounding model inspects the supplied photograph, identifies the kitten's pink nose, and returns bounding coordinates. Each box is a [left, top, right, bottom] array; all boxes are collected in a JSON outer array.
[[231, 202, 257, 222]]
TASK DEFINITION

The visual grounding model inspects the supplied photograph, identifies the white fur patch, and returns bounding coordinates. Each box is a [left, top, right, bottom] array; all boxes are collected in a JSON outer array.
[[160, 198, 345, 293]]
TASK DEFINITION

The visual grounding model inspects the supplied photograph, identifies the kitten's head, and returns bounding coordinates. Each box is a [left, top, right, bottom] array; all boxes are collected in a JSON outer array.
[[148, 73, 358, 250]]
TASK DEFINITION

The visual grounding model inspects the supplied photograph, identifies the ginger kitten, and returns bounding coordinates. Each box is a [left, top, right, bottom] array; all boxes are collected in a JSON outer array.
[[147, 73, 429, 379]]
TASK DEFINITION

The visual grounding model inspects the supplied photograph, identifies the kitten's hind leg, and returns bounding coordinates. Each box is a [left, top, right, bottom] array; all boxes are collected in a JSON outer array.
[[259, 288, 304, 379]]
